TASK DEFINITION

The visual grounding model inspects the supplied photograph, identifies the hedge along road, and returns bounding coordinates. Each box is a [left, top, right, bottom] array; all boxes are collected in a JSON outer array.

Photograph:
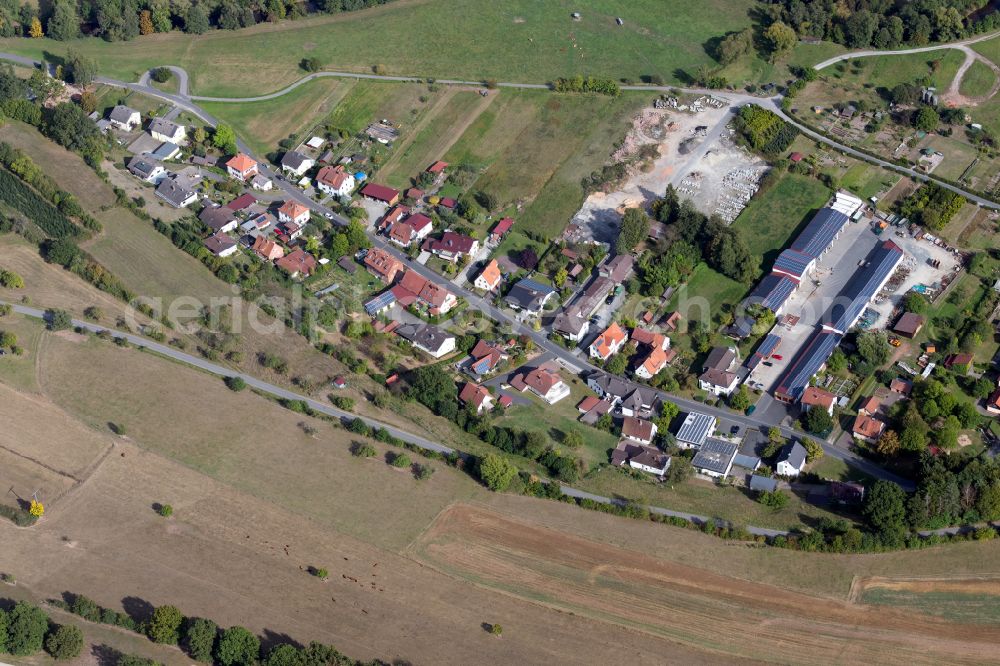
[[4, 300, 796, 537]]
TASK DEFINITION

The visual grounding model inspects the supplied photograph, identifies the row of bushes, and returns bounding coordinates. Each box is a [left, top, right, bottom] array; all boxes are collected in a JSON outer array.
[[0, 599, 84, 660], [552, 75, 621, 97], [0, 167, 79, 239], [52, 592, 362, 665], [0, 141, 101, 231], [41, 238, 137, 304]]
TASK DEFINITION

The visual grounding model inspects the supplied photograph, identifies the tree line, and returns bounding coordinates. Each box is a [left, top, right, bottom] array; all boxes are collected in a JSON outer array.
[[51, 591, 386, 665], [2, 0, 394, 42], [0, 599, 85, 661], [758, 0, 1000, 51]]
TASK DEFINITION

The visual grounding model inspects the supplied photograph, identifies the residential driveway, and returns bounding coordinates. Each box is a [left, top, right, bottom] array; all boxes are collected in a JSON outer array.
[[453, 241, 495, 286]]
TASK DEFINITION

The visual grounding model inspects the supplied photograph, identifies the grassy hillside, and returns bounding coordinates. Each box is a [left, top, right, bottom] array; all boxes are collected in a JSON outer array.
[[0, 0, 756, 97]]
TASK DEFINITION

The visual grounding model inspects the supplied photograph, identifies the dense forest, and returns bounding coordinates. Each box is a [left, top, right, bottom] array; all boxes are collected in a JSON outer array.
[[0, 0, 392, 41], [761, 0, 1000, 49]]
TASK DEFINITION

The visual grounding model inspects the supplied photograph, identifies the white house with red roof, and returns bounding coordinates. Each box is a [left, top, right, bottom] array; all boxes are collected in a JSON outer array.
[[589, 322, 627, 361], [226, 153, 258, 182], [278, 200, 310, 227], [474, 260, 502, 292], [315, 165, 355, 198], [388, 213, 433, 248]]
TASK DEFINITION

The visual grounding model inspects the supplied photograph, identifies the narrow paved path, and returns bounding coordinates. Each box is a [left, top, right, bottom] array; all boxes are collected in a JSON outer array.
[[812, 30, 1000, 70]]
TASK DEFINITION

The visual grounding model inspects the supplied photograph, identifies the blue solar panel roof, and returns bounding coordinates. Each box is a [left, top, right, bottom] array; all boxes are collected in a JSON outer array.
[[822, 241, 902, 333], [772, 249, 813, 279], [790, 208, 849, 259], [364, 290, 396, 316], [747, 273, 797, 312], [774, 330, 843, 401]]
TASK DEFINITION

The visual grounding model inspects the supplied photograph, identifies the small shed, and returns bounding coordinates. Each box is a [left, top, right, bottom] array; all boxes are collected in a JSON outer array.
[[893, 312, 924, 338]]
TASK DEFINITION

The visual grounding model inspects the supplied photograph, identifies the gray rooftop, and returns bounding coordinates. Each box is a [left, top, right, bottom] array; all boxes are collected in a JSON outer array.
[[109, 105, 139, 123], [675, 411, 716, 446], [749, 474, 778, 493], [155, 175, 197, 207], [396, 322, 453, 352], [149, 117, 183, 137], [281, 150, 313, 170], [778, 441, 808, 470], [691, 438, 739, 475]]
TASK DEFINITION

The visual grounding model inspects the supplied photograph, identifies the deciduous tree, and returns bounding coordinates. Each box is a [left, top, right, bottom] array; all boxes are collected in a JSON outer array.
[[45, 624, 84, 660]]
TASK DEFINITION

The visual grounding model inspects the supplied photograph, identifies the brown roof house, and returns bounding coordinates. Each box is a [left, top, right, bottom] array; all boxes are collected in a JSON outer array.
[[852, 413, 885, 443], [364, 247, 404, 284], [610, 440, 671, 477], [276, 248, 317, 278], [600, 254, 635, 282], [459, 382, 494, 413], [801, 386, 836, 416], [621, 417, 658, 446], [252, 237, 284, 262], [698, 346, 740, 397], [893, 312, 924, 339], [518, 362, 570, 404]]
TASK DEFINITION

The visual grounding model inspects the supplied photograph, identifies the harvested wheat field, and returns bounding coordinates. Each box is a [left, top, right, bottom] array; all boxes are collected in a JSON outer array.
[[411, 504, 1000, 664], [2, 305, 1000, 664], [0, 434, 732, 665]]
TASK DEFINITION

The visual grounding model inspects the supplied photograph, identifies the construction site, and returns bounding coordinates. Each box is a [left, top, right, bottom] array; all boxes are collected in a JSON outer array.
[[570, 95, 765, 245]]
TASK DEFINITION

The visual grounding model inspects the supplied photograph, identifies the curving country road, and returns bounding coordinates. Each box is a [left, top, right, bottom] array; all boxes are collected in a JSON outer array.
[[812, 30, 1000, 70]]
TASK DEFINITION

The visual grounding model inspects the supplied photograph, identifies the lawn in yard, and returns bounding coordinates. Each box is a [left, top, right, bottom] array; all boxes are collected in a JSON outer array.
[[202, 77, 351, 156], [378, 89, 494, 189], [493, 229, 547, 268], [668, 262, 749, 324], [577, 466, 859, 531], [494, 375, 619, 469], [808, 456, 876, 484], [959, 59, 997, 98], [919, 134, 985, 183], [466, 90, 645, 240], [839, 162, 900, 201], [92, 84, 172, 118], [0, 0, 758, 97], [731, 172, 831, 275]]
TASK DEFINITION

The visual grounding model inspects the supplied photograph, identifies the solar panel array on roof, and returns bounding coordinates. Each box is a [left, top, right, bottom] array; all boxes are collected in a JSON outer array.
[[822, 240, 903, 334], [675, 412, 717, 447], [691, 438, 739, 475], [774, 330, 843, 401], [364, 290, 396, 316], [746, 333, 781, 370], [790, 208, 849, 258], [746, 273, 797, 312], [772, 249, 814, 280]]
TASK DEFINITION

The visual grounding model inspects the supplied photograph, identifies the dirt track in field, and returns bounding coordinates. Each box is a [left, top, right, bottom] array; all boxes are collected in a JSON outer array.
[[412, 504, 1000, 665], [851, 575, 1000, 600]]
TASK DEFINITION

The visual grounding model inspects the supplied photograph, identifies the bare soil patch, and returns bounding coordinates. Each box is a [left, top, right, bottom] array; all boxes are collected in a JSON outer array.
[[413, 503, 1000, 664], [854, 575, 1000, 599]]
